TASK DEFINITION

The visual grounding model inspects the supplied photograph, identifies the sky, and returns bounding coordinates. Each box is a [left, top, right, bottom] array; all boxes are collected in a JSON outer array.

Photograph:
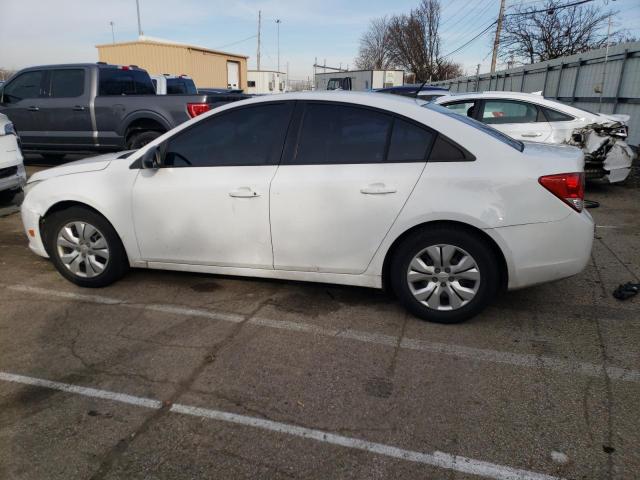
[[1, 0, 639, 80]]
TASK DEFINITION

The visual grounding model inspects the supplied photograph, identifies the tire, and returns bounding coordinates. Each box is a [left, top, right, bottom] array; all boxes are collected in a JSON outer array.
[[44, 206, 129, 288], [40, 153, 66, 162], [127, 130, 162, 150], [390, 226, 500, 324]]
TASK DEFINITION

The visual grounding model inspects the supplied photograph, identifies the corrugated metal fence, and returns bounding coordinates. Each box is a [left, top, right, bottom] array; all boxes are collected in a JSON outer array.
[[432, 41, 640, 145]]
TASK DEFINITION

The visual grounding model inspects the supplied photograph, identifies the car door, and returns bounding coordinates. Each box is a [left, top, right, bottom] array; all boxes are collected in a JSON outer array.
[[270, 101, 433, 274], [478, 99, 552, 142], [132, 101, 294, 268], [34, 68, 93, 147], [0, 69, 47, 146]]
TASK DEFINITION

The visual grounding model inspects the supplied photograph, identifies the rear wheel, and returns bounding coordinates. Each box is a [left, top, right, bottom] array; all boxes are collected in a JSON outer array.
[[390, 226, 499, 323], [127, 130, 162, 149], [44, 206, 129, 287]]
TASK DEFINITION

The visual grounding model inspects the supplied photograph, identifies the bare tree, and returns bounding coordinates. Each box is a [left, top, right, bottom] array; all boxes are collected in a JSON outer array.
[[499, 0, 618, 64], [355, 17, 393, 70], [386, 0, 462, 82], [0, 68, 16, 82]]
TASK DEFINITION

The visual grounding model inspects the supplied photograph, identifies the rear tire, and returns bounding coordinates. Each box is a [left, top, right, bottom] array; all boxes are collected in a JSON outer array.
[[127, 130, 162, 149], [390, 226, 499, 324], [44, 206, 129, 288]]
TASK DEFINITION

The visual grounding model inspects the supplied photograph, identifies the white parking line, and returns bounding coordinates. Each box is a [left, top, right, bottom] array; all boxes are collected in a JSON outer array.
[[5, 283, 640, 383], [0, 371, 562, 480]]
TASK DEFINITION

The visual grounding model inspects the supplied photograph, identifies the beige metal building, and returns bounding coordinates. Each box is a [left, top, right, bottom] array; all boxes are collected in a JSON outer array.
[[96, 37, 248, 90]]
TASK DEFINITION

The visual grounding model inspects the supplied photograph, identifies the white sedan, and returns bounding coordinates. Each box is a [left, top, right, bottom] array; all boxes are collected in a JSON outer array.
[[21, 92, 594, 323], [0, 113, 27, 202], [434, 91, 634, 183]]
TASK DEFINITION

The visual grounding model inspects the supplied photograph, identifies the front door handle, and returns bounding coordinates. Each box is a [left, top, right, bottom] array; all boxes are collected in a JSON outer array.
[[229, 187, 260, 198], [73, 105, 86, 111], [27, 106, 40, 112], [360, 183, 397, 195], [521, 132, 542, 138]]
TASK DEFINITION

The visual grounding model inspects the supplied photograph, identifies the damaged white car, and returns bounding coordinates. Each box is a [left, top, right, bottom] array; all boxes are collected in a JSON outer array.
[[434, 91, 635, 183]]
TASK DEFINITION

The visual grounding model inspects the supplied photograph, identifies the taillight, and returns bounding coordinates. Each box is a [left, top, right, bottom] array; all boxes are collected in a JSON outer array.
[[538, 172, 585, 212], [187, 103, 211, 118]]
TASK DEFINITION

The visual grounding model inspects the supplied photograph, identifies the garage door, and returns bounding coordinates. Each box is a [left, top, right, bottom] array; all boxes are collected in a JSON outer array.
[[227, 61, 239, 89]]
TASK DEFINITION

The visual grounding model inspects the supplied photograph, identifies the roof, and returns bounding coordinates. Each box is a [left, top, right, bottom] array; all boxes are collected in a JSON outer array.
[[95, 36, 248, 59], [248, 70, 286, 74]]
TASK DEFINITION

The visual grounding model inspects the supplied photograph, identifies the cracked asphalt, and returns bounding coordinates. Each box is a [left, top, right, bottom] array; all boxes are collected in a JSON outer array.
[[0, 157, 639, 479]]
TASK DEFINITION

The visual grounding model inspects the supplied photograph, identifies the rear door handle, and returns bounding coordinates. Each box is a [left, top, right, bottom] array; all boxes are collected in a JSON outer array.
[[27, 106, 39, 112], [360, 183, 397, 195], [73, 105, 86, 111], [229, 187, 260, 198], [521, 132, 542, 138]]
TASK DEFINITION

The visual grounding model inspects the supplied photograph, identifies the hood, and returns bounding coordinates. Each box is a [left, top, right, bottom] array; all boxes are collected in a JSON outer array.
[[27, 151, 132, 183]]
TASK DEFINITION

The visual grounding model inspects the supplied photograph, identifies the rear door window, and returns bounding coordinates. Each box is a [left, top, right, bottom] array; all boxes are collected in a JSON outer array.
[[481, 100, 540, 124], [50, 69, 85, 98], [291, 103, 392, 165], [3, 70, 45, 102], [442, 100, 477, 118], [387, 119, 435, 162]]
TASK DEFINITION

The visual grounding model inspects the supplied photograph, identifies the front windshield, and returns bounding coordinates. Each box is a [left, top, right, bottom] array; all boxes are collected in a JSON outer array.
[[423, 103, 524, 152]]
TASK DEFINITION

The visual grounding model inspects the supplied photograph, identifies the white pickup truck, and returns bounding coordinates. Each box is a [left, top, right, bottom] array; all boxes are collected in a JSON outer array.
[[151, 74, 198, 95]]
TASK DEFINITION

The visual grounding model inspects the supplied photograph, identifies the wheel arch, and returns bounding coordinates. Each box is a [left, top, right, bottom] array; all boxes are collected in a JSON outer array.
[[381, 220, 509, 294], [39, 200, 129, 265], [122, 112, 170, 144]]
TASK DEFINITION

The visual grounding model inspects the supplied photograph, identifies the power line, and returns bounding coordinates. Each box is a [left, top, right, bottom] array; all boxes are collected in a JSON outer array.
[[441, 20, 498, 58], [215, 34, 257, 50], [505, 0, 596, 16]]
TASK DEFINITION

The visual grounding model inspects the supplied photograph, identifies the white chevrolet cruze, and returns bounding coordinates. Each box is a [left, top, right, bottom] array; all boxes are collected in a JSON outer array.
[[21, 92, 594, 323]]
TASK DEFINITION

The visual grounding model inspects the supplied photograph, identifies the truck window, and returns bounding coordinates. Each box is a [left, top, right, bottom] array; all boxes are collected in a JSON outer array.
[[167, 78, 197, 95], [50, 69, 85, 98], [2, 70, 45, 103], [99, 69, 155, 96]]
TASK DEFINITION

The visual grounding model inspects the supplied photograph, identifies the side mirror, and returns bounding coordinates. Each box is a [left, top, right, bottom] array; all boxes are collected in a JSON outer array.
[[141, 145, 161, 169]]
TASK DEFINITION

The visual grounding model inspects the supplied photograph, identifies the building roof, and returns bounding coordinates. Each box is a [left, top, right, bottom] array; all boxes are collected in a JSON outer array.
[[248, 70, 286, 74], [95, 35, 249, 59]]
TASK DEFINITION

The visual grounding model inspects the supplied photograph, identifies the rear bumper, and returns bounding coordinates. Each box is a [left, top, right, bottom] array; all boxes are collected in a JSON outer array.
[[488, 210, 594, 290], [0, 135, 26, 192]]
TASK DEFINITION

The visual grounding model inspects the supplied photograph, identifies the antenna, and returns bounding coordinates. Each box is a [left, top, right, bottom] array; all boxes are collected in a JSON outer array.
[[413, 80, 428, 99]]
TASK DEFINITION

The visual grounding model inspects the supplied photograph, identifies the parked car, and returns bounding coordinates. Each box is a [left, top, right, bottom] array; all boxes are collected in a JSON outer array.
[[0, 63, 246, 158], [0, 113, 26, 202], [374, 84, 449, 101], [21, 92, 593, 323], [151, 74, 198, 95], [434, 91, 635, 183]]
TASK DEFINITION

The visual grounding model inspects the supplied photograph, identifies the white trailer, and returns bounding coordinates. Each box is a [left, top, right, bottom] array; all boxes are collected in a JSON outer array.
[[314, 70, 404, 91], [247, 70, 287, 95]]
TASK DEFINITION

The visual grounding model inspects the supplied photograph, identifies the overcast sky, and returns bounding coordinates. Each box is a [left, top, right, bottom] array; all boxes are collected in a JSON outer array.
[[1, 0, 639, 79]]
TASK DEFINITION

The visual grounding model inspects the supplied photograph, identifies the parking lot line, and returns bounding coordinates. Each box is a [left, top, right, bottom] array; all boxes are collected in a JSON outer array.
[[0, 371, 561, 480], [5, 283, 640, 384]]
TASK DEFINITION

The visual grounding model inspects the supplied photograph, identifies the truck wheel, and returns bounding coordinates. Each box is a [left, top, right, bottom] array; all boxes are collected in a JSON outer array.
[[390, 226, 500, 324], [127, 131, 162, 150], [44, 206, 129, 288]]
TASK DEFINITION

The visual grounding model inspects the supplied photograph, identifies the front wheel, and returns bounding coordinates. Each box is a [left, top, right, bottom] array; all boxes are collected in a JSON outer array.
[[44, 206, 129, 287], [390, 226, 500, 323]]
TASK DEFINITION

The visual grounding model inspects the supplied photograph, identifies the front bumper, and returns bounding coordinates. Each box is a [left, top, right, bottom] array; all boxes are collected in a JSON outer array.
[[0, 134, 26, 192], [21, 204, 49, 258], [489, 210, 594, 290]]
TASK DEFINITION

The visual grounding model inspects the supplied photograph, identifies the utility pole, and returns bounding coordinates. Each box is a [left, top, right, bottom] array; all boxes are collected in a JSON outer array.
[[475, 63, 481, 91], [490, 0, 506, 73], [598, 14, 613, 111], [109, 21, 115, 44], [275, 19, 281, 73], [257, 10, 261, 71], [135, 0, 144, 37]]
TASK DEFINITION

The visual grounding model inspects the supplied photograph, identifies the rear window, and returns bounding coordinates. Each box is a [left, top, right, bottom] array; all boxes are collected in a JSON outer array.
[[424, 103, 524, 152], [98, 69, 155, 95]]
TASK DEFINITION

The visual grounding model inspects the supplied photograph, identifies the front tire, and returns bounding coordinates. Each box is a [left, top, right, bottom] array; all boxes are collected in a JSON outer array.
[[44, 206, 129, 287], [390, 226, 499, 323]]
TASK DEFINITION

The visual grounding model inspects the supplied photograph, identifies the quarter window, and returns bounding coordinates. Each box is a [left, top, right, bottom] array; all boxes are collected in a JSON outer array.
[[292, 104, 392, 165], [387, 119, 435, 162], [2, 70, 45, 102], [164, 103, 293, 167], [50, 69, 85, 98], [542, 107, 574, 122], [442, 101, 477, 118], [481, 100, 539, 124]]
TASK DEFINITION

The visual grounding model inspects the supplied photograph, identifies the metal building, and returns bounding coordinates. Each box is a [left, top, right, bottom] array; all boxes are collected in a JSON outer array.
[[314, 70, 404, 91], [247, 70, 287, 95], [432, 41, 640, 145], [96, 36, 248, 91]]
